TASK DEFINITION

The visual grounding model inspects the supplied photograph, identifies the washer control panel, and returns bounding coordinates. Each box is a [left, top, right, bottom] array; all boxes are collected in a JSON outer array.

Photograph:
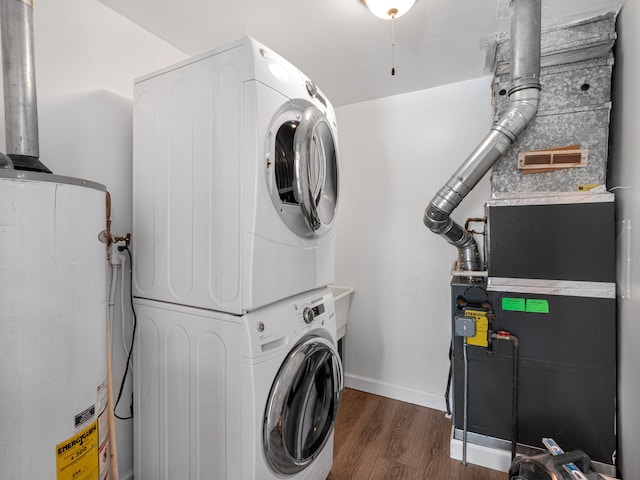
[[302, 303, 326, 324], [245, 288, 335, 358], [296, 294, 330, 329]]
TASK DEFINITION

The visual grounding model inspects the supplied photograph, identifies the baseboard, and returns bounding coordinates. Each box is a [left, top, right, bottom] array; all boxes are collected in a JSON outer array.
[[344, 373, 446, 411], [118, 469, 134, 480], [449, 430, 511, 473]]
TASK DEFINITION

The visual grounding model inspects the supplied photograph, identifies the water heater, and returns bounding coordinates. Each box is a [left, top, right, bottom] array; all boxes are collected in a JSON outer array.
[[0, 170, 109, 479]]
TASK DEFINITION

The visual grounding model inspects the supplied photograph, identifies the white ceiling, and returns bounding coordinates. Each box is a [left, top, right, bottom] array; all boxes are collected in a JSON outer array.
[[98, 0, 623, 106]]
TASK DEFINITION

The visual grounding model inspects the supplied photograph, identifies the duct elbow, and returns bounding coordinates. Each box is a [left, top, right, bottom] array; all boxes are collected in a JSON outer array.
[[424, 204, 446, 233], [511, 86, 541, 124], [494, 87, 541, 141], [423, 203, 482, 272], [458, 242, 482, 273], [0, 152, 14, 169], [423, 214, 438, 233]]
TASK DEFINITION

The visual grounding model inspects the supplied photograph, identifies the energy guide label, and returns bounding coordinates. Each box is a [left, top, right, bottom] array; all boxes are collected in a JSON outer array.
[[56, 420, 99, 480]]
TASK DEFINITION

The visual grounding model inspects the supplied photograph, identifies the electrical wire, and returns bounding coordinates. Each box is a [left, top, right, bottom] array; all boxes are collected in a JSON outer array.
[[114, 246, 137, 421]]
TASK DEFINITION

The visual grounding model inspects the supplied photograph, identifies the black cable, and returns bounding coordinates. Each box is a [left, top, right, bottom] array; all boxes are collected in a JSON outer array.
[[445, 344, 453, 416], [114, 246, 137, 421]]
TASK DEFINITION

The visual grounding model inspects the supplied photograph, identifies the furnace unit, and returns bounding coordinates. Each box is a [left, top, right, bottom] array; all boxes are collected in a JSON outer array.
[[451, 192, 616, 471]]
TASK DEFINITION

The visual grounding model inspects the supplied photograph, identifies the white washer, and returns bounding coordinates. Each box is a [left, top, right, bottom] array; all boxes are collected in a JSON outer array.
[[132, 36, 339, 315], [133, 287, 343, 480]]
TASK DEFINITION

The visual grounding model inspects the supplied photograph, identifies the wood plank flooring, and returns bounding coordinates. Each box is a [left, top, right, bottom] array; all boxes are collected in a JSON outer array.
[[328, 388, 508, 480]]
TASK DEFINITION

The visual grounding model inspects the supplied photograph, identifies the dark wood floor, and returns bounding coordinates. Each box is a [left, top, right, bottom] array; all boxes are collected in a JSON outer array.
[[328, 388, 508, 480]]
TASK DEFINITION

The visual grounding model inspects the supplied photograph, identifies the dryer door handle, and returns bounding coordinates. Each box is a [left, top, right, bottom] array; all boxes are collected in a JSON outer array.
[[293, 107, 338, 236]]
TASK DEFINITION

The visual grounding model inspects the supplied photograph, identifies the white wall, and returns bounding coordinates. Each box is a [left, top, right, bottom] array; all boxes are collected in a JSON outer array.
[[335, 76, 492, 409], [3, 2, 634, 477], [0, 1, 185, 478], [609, 0, 640, 478]]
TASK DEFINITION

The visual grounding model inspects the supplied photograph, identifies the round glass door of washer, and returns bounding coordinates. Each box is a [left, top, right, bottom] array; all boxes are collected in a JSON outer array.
[[263, 335, 343, 475]]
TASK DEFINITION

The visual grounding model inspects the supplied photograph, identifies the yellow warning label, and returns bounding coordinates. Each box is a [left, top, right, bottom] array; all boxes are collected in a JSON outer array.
[[464, 309, 489, 347], [56, 420, 99, 480], [577, 183, 601, 191]]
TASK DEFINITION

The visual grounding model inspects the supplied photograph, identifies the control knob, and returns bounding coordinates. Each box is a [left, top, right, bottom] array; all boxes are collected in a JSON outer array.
[[303, 307, 315, 324]]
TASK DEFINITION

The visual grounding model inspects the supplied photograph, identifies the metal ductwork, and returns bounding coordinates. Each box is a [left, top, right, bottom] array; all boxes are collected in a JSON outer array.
[[423, 0, 541, 272], [0, 0, 50, 172]]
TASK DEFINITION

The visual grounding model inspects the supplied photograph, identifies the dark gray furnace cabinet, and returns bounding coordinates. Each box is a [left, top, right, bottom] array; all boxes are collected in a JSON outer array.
[[451, 193, 617, 467]]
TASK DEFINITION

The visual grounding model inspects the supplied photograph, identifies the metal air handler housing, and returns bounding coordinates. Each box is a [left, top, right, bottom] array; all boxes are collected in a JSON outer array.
[[450, 192, 616, 470]]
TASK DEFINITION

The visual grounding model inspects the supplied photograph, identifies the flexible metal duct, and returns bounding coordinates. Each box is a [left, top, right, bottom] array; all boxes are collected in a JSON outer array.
[[0, 0, 50, 172], [423, 0, 541, 271]]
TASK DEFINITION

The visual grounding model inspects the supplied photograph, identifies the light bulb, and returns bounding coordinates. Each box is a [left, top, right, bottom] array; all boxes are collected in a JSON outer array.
[[365, 0, 416, 19]]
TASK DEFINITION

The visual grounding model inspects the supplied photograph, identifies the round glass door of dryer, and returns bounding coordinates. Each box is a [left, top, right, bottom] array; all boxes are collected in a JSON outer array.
[[266, 99, 338, 238], [263, 335, 343, 475]]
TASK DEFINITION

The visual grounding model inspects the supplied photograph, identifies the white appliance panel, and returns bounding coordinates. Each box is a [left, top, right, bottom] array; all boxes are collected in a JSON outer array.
[[0, 175, 107, 478], [133, 300, 243, 480], [133, 46, 244, 311], [133, 36, 338, 314], [133, 288, 340, 480]]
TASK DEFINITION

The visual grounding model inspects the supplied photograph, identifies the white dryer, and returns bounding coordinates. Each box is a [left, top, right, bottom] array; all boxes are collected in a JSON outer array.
[[133, 287, 343, 480], [133, 36, 339, 314]]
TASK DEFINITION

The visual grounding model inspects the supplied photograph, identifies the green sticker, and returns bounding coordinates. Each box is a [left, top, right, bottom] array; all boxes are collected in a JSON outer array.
[[502, 297, 525, 312], [526, 299, 549, 314]]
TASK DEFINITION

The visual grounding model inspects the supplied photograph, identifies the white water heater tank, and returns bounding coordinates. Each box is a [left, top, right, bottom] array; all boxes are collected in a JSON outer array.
[[0, 171, 109, 479]]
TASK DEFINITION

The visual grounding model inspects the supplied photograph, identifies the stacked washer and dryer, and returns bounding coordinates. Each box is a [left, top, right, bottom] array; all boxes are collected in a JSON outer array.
[[132, 37, 343, 480]]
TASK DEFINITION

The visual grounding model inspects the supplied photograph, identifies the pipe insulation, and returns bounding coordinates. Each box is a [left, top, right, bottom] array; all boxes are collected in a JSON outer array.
[[1, 0, 39, 158], [423, 0, 541, 271]]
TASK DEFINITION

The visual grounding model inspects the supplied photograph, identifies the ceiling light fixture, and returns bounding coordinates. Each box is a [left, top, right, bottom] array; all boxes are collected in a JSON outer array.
[[362, 0, 416, 76], [364, 0, 415, 19]]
